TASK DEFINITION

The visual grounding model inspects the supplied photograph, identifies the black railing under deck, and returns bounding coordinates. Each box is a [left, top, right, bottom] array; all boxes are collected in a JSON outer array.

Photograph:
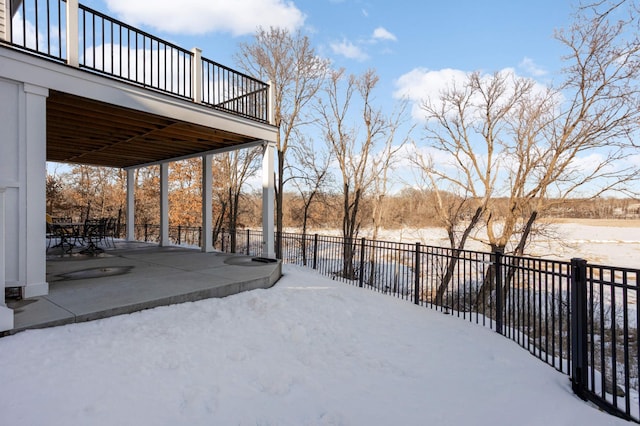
[[201, 58, 269, 123], [9, 0, 66, 60], [4, 0, 270, 124]]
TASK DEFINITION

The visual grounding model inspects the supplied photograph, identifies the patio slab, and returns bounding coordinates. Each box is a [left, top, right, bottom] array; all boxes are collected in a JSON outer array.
[[2, 242, 281, 336]]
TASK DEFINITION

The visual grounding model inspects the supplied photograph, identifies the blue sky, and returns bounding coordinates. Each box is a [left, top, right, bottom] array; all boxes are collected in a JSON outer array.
[[68, 0, 637, 196], [78, 0, 576, 106]]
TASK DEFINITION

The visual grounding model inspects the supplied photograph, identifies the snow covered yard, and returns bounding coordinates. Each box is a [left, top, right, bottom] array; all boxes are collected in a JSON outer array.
[[0, 265, 627, 425]]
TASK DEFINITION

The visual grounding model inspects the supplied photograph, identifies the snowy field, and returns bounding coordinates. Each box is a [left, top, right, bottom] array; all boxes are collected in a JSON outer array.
[[0, 261, 632, 425], [308, 219, 640, 269]]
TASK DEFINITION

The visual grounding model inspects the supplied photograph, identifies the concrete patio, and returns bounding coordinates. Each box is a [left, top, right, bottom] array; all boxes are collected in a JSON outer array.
[[2, 241, 281, 336]]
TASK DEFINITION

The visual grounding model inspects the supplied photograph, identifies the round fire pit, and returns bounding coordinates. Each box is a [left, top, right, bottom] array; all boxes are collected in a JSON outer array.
[[224, 256, 275, 267]]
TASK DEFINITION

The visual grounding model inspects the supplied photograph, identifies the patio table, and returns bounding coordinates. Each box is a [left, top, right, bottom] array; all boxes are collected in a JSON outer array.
[[51, 222, 83, 254]]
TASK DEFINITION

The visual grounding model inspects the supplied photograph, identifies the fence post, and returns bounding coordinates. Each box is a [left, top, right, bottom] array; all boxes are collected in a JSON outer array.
[[570, 257, 588, 400], [313, 234, 318, 270], [494, 250, 503, 335], [358, 238, 366, 288], [144, 223, 148, 242], [177, 225, 182, 245], [414, 242, 421, 305], [246, 229, 250, 255]]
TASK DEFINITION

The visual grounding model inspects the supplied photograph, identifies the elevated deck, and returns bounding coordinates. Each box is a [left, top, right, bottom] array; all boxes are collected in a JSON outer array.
[[1, 0, 276, 169], [0, 0, 278, 333], [3, 242, 281, 335]]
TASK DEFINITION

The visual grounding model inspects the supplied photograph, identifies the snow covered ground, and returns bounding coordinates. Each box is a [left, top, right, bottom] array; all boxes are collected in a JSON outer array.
[[0, 263, 629, 425], [313, 219, 640, 269]]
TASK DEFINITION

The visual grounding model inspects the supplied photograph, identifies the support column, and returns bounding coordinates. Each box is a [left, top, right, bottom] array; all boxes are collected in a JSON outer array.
[[126, 168, 135, 241], [201, 154, 213, 252], [262, 142, 275, 259], [0, 187, 12, 332], [22, 83, 48, 298], [159, 162, 169, 247]]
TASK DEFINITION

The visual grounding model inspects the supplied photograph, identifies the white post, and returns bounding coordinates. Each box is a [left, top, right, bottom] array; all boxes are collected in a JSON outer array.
[[0, 186, 12, 332], [0, 0, 9, 42], [268, 80, 275, 125], [126, 168, 135, 241], [191, 47, 202, 104], [66, 0, 79, 67], [0, 187, 5, 301], [262, 142, 276, 259], [22, 84, 48, 299], [201, 154, 213, 252], [159, 162, 169, 247]]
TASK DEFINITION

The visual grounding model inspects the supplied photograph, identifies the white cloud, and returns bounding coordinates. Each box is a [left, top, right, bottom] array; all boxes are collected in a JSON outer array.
[[330, 39, 369, 61], [393, 68, 470, 120], [394, 67, 553, 121], [519, 57, 547, 77], [104, 0, 305, 36], [394, 67, 469, 101], [372, 27, 397, 42]]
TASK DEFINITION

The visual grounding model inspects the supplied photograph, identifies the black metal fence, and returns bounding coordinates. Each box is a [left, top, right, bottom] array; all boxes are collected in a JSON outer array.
[[256, 229, 640, 422], [5, 0, 269, 123]]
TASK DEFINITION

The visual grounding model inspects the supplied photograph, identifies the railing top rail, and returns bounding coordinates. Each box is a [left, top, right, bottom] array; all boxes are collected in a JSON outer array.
[[77, 4, 193, 57], [201, 56, 269, 88], [586, 262, 640, 275]]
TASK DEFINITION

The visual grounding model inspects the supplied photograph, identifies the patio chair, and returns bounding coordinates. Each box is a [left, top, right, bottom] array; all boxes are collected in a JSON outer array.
[[104, 217, 118, 248], [51, 222, 79, 255], [79, 218, 107, 255], [46, 214, 54, 249]]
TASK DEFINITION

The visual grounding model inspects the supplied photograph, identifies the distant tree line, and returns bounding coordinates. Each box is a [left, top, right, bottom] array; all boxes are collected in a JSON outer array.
[[46, 164, 640, 231]]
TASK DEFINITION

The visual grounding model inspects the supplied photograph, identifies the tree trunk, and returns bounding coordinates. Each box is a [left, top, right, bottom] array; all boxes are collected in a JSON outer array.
[[341, 184, 360, 279], [501, 210, 539, 303], [434, 207, 483, 306]]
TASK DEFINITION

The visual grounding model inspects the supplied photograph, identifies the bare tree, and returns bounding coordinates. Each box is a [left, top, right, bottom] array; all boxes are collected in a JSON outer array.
[[410, 151, 483, 303], [169, 159, 202, 226], [415, 0, 640, 304], [289, 136, 333, 265], [369, 102, 413, 242], [488, 0, 640, 254], [417, 70, 530, 252], [213, 148, 261, 252], [235, 27, 329, 258], [317, 68, 388, 279]]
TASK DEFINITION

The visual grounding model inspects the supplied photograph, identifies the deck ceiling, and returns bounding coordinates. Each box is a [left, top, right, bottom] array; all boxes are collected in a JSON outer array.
[[46, 91, 261, 169]]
